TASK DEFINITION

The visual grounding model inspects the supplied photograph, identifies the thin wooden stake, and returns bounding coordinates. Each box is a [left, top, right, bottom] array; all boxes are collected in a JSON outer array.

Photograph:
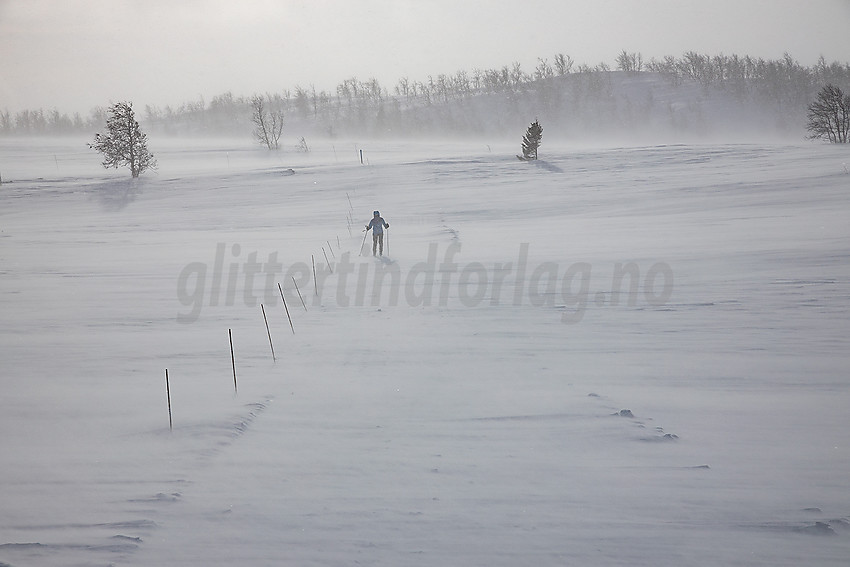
[[261, 304, 276, 361], [322, 247, 333, 273], [312, 255, 318, 295], [165, 369, 173, 431], [229, 328, 237, 394], [292, 276, 308, 311], [278, 283, 295, 334], [327, 241, 336, 258]]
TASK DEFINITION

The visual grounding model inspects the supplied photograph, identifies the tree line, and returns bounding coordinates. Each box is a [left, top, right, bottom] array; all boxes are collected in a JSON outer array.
[[3, 51, 849, 138]]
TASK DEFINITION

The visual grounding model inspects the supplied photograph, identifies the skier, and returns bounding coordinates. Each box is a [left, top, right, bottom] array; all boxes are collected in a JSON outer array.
[[365, 210, 389, 256]]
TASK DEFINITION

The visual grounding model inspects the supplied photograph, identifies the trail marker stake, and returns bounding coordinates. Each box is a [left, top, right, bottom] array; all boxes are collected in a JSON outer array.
[[261, 304, 276, 360], [165, 369, 173, 431], [292, 276, 308, 311], [277, 283, 295, 334], [322, 247, 333, 273], [229, 328, 237, 394], [312, 255, 318, 295]]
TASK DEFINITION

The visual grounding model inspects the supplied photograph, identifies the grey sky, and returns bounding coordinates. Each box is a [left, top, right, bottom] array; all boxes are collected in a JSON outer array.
[[2, 0, 849, 114]]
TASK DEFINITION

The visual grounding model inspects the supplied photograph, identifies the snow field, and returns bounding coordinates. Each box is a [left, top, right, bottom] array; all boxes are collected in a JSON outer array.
[[1, 137, 849, 566]]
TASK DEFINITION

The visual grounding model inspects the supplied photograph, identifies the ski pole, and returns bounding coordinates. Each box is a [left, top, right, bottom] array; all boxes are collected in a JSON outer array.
[[385, 227, 389, 255], [359, 229, 368, 256]]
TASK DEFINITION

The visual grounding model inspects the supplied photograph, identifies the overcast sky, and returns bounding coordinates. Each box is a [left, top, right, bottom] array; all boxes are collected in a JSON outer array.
[[2, 0, 849, 114]]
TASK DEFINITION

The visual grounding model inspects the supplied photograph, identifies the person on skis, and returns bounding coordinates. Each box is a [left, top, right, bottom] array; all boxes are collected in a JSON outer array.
[[365, 210, 389, 256]]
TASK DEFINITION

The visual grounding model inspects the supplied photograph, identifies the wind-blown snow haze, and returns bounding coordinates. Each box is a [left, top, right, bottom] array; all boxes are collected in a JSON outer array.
[[2, 1, 850, 565], [2, 135, 850, 565]]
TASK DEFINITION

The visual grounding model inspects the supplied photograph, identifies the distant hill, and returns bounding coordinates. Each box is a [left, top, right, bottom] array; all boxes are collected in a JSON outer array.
[[359, 71, 810, 142], [273, 71, 824, 143], [4, 53, 849, 143]]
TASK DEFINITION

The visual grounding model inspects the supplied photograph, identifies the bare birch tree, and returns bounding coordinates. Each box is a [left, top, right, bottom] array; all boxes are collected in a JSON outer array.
[[806, 84, 850, 143], [89, 102, 156, 178], [251, 95, 284, 149]]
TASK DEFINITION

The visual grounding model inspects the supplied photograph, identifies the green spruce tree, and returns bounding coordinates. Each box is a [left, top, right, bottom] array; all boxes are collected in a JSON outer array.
[[521, 119, 543, 160]]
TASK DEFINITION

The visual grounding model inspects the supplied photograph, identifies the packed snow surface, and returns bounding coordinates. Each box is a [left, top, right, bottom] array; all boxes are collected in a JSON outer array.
[[1, 137, 849, 566]]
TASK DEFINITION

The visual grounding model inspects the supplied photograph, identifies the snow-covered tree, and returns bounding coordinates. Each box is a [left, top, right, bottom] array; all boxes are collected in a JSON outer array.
[[806, 84, 850, 143], [89, 102, 156, 178], [520, 119, 543, 160]]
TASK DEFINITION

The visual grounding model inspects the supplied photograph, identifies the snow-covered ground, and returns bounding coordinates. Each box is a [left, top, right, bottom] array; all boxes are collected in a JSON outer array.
[[1, 136, 849, 566]]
